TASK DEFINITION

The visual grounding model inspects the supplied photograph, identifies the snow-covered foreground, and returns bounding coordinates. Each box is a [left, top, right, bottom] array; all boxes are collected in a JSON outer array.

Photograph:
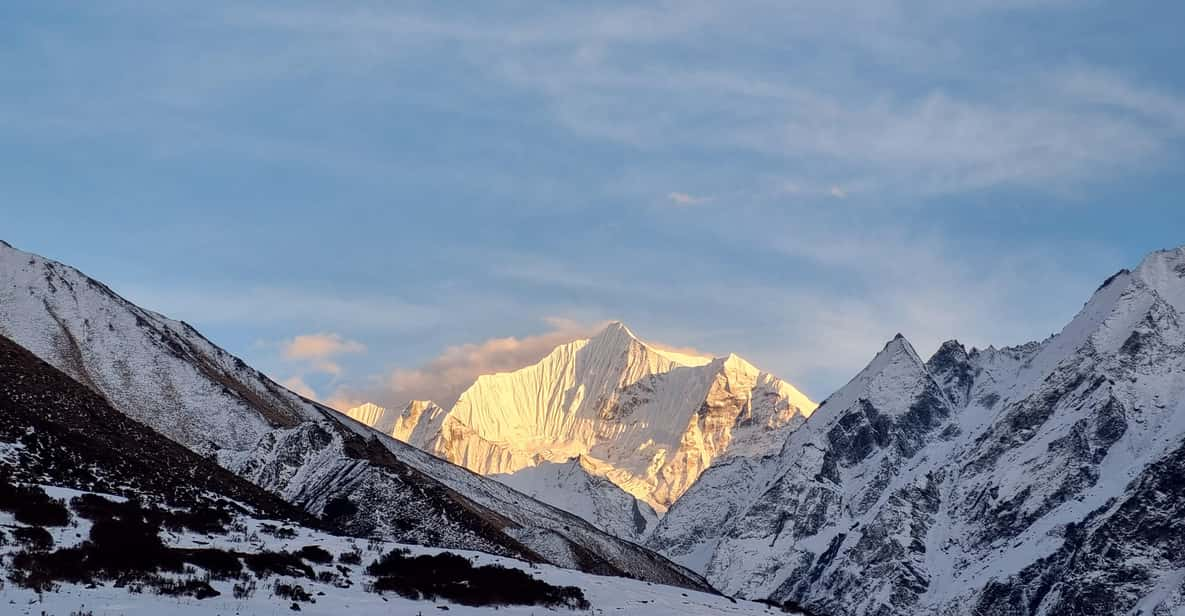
[[1, 487, 786, 616]]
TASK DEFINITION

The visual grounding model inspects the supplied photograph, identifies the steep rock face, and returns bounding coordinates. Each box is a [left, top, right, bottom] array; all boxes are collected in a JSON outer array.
[[0, 243, 312, 455], [371, 322, 816, 513], [493, 456, 660, 542], [652, 335, 955, 611], [0, 240, 713, 592], [0, 332, 305, 520], [651, 246, 1185, 615]]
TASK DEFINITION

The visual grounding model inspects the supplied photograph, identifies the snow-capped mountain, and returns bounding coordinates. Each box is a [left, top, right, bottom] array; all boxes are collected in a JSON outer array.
[[648, 246, 1185, 615], [493, 456, 660, 542], [0, 239, 711, 592], [357, 322, 816, 515], [0, 332, 789, 615]]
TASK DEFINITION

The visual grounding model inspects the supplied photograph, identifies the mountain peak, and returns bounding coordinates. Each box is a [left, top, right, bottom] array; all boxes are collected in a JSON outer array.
[[881, 333, 922, 363], [583, 321, 714, 368], [814, 333, 929, 421], [586, 320, 641, 350], [601, 320, 635, 337], [927, 340, 974, 407], [1133, 245, 1185, 313], [928, 339, 969, 368]]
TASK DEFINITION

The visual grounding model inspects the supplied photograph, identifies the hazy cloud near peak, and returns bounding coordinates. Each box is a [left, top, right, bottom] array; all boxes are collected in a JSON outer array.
[[282, 332, 367, 360], [277, 332, 367, 394], [344, 318, 609, 412]]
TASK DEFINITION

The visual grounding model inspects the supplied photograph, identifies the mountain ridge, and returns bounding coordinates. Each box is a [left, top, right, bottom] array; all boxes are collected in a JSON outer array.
[[647, 244, 1185, 615]]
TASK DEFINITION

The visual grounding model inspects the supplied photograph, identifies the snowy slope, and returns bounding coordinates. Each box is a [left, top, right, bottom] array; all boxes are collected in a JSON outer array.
[[493, 456, 660, 542], [651, 245, 1185, 615], [357, 321, 816, 515], [0, 239, 712, 591]]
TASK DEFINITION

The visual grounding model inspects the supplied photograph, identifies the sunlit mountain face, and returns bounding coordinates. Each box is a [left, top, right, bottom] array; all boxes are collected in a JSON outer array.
[[347, 321, 816, 516]]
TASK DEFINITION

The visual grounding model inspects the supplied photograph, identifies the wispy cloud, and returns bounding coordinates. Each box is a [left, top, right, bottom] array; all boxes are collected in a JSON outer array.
[[118, 286, 439, 333], [281, 332, 366, 376], [667, 192, 712, 205], [1058, 67, 1185, 132], [282, 333, 366, 360], [212, 3, 1185, 199], [268, 332, 369, 405]]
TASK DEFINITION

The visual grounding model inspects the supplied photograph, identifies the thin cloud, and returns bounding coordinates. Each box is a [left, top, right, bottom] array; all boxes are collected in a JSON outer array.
[[282, 333, 366, 361], [276, 332, 367, 383], [645, 339, 713, 361], [119, 285, 439, 333], [1058, 68, 1185, 132], [668, 192, 713, 206]]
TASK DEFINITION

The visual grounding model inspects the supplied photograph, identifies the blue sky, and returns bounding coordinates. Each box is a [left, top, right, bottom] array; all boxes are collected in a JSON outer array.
[[3, 1, 1184, 408]]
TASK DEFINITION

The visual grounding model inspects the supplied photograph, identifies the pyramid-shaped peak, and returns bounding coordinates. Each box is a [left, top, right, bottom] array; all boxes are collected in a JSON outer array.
[[880, 333, 923, 363], [601, 320, 635, 336], [585, 321, 716, 368], [580, 321, 644, 360], [812, 333, 930, 422], [720, 352, 759, 374], [588, 321, 640, 346]]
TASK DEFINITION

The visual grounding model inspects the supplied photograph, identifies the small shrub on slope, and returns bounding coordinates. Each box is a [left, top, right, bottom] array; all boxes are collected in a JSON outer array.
[[13, 526, 54, 550], [297, 545, 333, 564], [0, 476, 70, 527], [244, 551, 314, 579], [366, 548, 589, 610]]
